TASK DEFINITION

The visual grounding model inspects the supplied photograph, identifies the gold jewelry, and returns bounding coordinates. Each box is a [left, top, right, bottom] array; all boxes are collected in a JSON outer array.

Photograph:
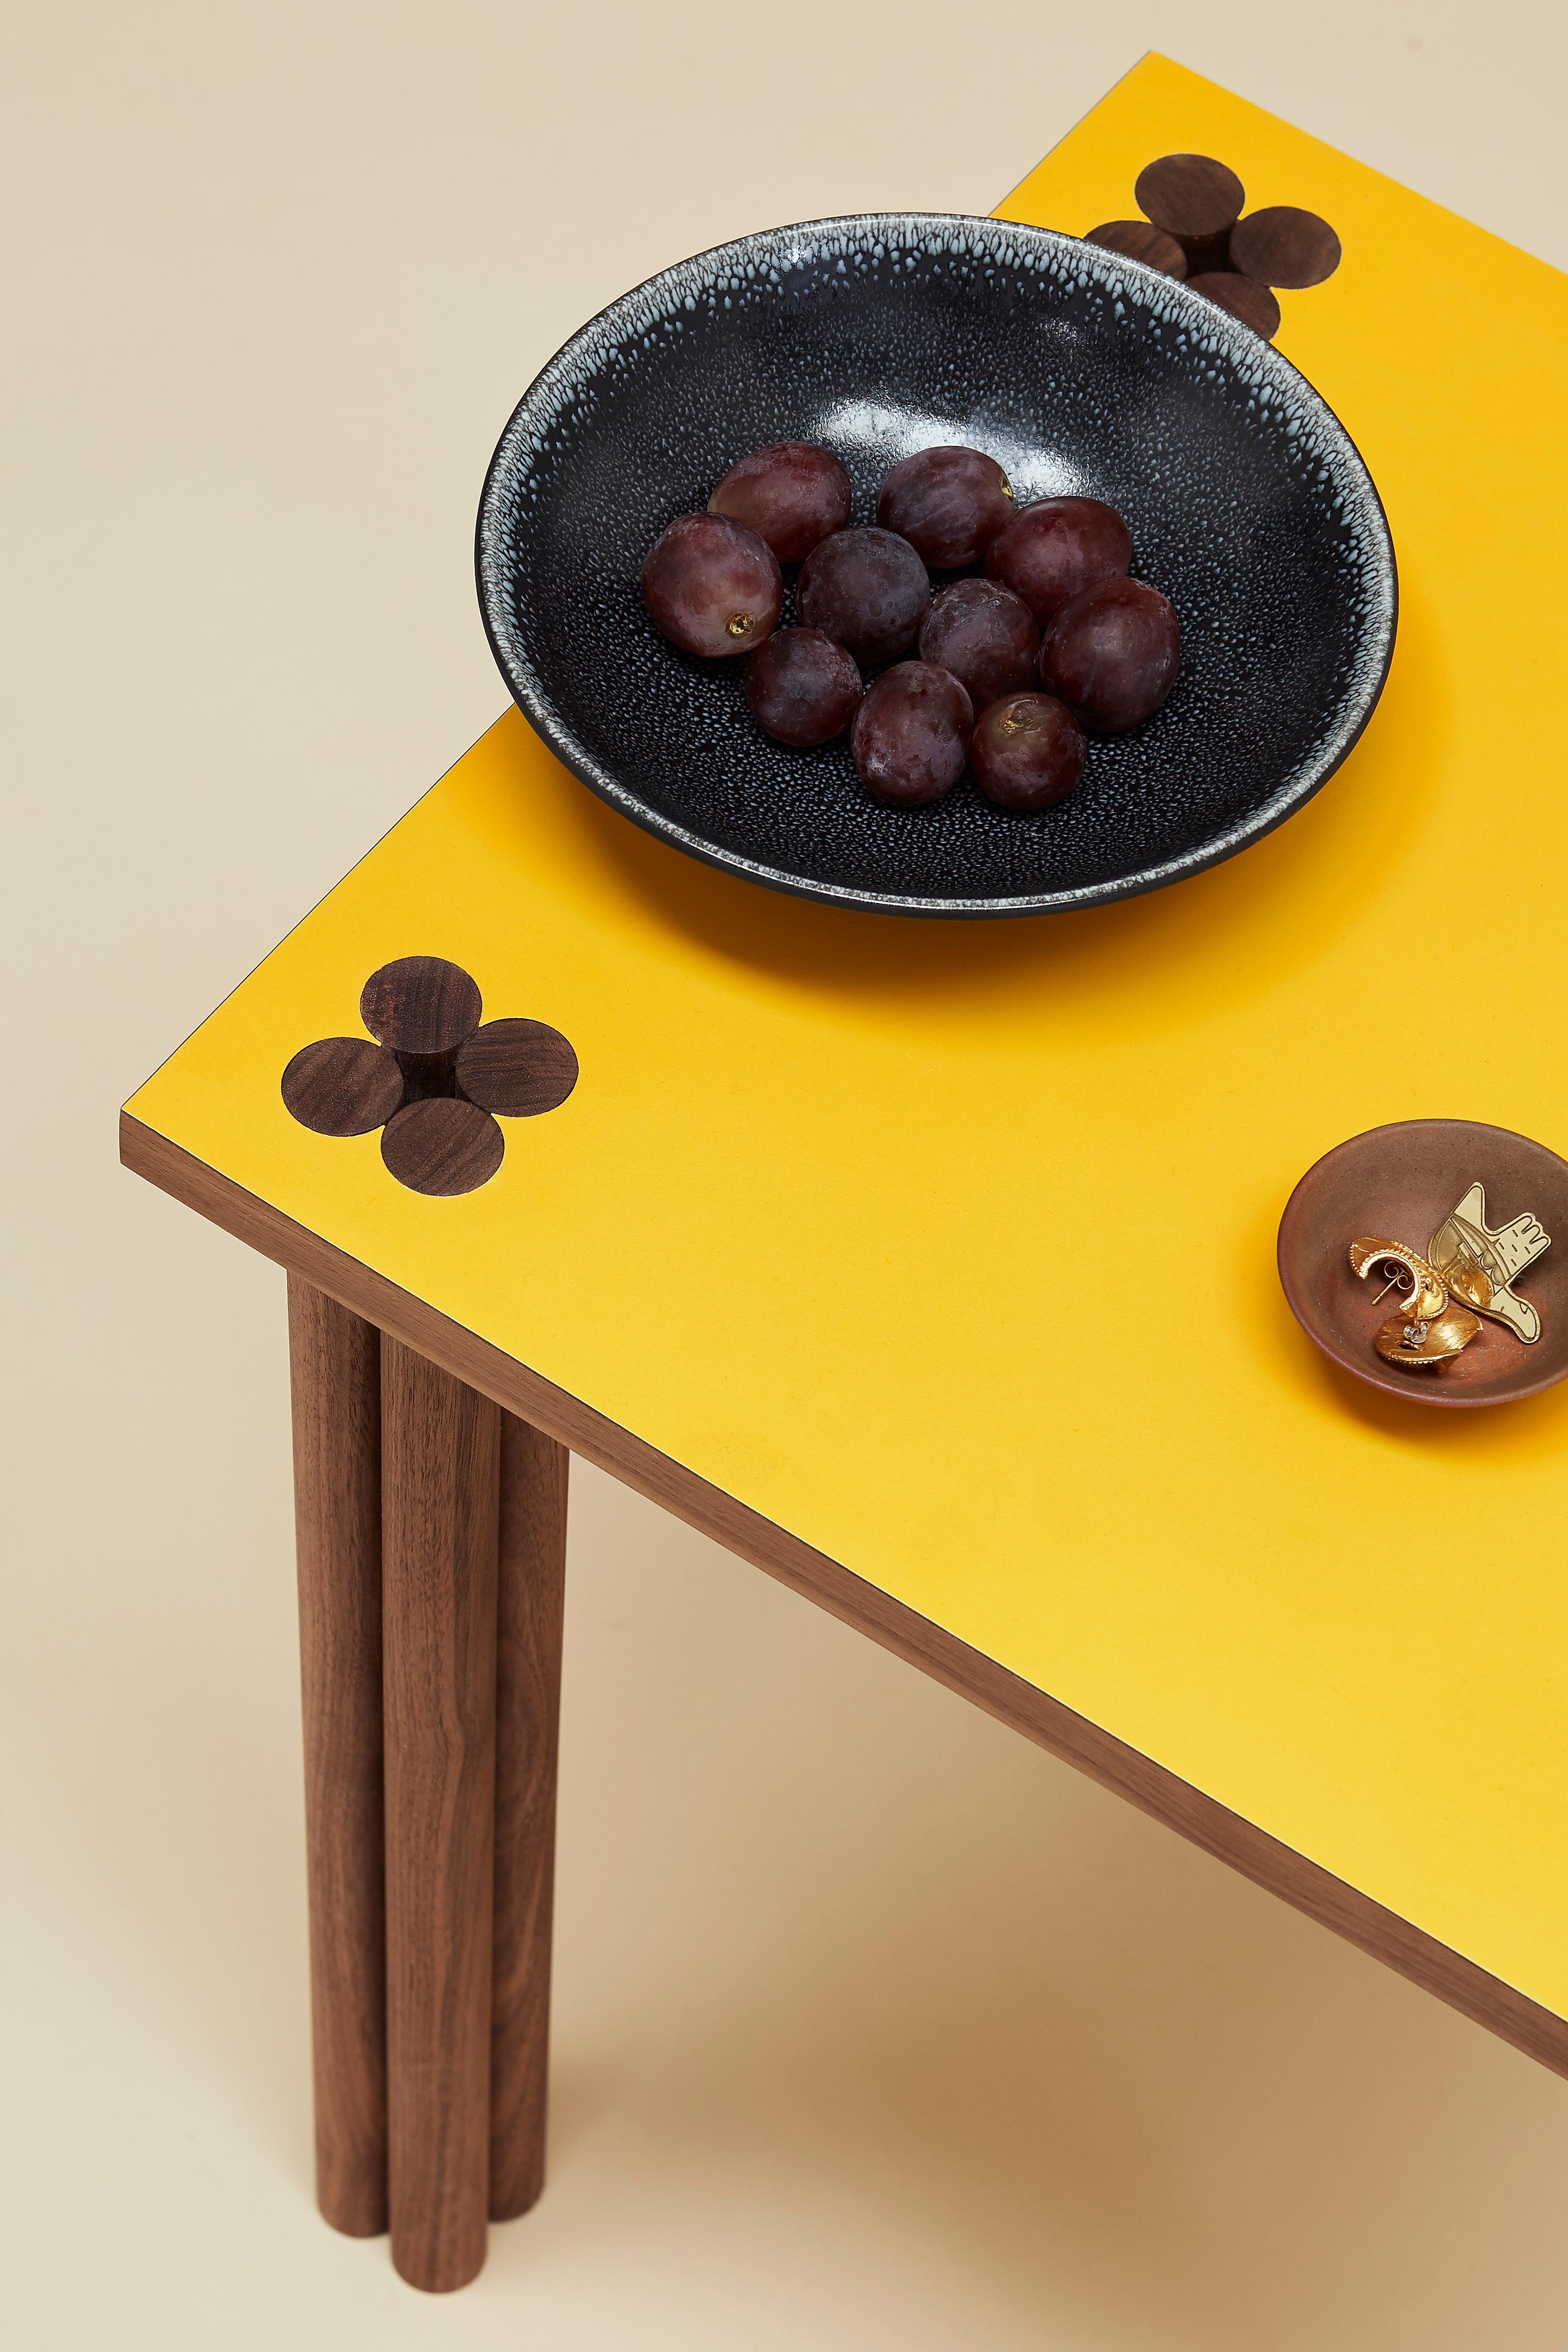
[[1348, 1236, 1482, 1375], [1373, 1304, 1483, 1369], [1348, 1237, 1448, 1323], [1427, 1181, 1550, 1345]]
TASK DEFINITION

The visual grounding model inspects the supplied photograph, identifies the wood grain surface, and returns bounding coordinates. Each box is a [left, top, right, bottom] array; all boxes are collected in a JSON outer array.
[[1187, 271, 1282, 339], [1084, 219, 1187, 276], [1230, 204, 1342, 288], [381, 1335, 500, 2291], [281, 1037, 404, 1136], [124, 1114, 1568, 2085], [456, 1018, 579, 1119], [287, 1277, 389, 2237], [491, 1414, 568, 2220], [1133, 151, 1244, 238], [381, 1098, 505, 1197], [360, 956, 483, 1056]]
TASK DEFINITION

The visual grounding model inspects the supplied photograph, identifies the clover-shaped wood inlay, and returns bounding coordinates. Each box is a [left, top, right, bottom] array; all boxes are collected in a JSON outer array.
[[281, 955, 577, 1196], [1085, 153, 1341, 343]]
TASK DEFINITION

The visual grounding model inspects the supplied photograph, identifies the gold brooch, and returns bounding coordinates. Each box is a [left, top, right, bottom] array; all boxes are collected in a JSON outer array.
[[1348, 1186, 1550, 1374], [1427, 1182, 1550, 1344]]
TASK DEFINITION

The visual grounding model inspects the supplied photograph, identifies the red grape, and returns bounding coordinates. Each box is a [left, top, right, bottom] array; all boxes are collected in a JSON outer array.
[[1040, 576, 1181, 731], [708, 441, 852, 564], [985, 497, 1132, 624], [797, 526, 929, 664], [641, 512, 782, 657], [876, 446, 1014, 569], [745, 627, 863, 747], [970, 693, 1086, 810], [918, 578, 1038, 711], [850, 662, 973, 806]]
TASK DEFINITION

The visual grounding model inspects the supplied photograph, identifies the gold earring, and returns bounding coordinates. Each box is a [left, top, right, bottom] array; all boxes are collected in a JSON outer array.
[[1372, 1304, 1483, 1369], [1349, 1236, 1482, 1373], [1348, 1237, 1447, 1321]]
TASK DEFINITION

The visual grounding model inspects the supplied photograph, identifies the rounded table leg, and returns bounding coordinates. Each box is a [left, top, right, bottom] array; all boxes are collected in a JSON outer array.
[[287, 1277, 388, 2239], [381, 1337, 499, 2292], [491, 1415, 568, 2220]]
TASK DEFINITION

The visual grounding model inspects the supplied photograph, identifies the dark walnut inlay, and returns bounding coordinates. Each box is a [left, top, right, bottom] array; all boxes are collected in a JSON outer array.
[[1230, 205, 1343, 290], [1187, 270, 1282, 340], [1084, 219, 1188, 279], [360, 955, 483, 1056], [1135, 151, 1246, 239], [282, 957, 577, 1197], [282, 1036, 405, 1135], [456, 1020, 579, 1119], [1097, 152, 1341, 345], [382, 1099, 507, 1198]]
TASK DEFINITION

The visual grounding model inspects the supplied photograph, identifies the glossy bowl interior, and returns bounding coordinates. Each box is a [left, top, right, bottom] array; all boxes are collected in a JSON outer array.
[[478, 213, 1396, 917], [1278, 1120, 1568, 1406]]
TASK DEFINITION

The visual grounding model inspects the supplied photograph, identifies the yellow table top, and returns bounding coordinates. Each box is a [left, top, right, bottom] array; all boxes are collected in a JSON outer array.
[[128, 58, 1568, 2032]]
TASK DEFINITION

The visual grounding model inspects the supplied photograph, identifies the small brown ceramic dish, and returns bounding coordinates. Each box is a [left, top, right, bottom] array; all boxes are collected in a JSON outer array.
[[1278, 1119, 1568, 1407]]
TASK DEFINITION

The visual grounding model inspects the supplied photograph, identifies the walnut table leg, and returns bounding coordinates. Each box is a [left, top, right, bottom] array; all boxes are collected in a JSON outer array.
[[381, 1337, 500, 2293], [287, 1277, 388, 2239], [491, 1414, 568, 2220]]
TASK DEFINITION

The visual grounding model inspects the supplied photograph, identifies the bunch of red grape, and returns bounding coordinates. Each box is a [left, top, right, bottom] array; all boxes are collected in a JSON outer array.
[[640, 442, 1181, 813]]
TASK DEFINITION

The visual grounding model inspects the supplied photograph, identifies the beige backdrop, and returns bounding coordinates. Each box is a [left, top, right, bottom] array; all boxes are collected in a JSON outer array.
[[6, 2, 1568, 2343]]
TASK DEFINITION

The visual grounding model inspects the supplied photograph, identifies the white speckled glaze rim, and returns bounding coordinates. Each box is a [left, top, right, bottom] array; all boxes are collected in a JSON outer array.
[[476, 212, 1398, 919]]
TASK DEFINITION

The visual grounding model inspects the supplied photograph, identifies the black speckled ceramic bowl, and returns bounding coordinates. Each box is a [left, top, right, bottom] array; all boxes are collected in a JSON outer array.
[[477, 214, 1396, 918]]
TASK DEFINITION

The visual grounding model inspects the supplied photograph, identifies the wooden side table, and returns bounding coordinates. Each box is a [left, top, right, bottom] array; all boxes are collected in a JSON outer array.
[[123, 56, 1568, 2293]]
